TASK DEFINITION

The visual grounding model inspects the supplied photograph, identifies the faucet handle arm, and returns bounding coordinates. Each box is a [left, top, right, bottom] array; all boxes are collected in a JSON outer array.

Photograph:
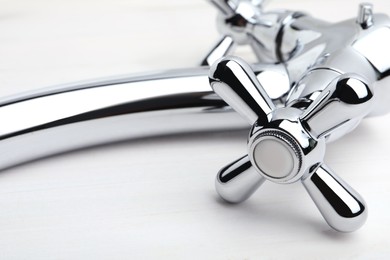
[[300, 73, 373, 139], [216, 155, 266, 203], [302, 164, 367, 232], [208, 0, 236, 16], [201, 36, 235, 66], [209, 56, 275, 125], [208, 0, 270, 16]]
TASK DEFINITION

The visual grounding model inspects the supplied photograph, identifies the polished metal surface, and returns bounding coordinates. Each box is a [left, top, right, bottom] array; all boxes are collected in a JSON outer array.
[[201, 35, 235, 66], [357, 3, 374, 28], [210, 53, 381, 232], [0, 62, 291, 171], [302, 164, 367, 233], [0, 68, 234, 170], [207, 2, 390, 231], [1, 0, 390, 233], [216, 155, 265, 203], [209, 56, 275, 125]]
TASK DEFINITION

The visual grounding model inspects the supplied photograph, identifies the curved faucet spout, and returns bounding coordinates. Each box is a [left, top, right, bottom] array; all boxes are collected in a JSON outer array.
[[0, 64, 289, 171], [0, 68, 240, 170]]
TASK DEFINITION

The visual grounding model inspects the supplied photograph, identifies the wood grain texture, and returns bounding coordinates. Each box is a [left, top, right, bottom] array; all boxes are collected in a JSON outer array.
[[0, 0, 390, 259]]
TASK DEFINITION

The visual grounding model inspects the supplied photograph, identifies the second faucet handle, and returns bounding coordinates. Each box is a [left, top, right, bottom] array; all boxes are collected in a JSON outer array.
[[202, 0, 274, 65]]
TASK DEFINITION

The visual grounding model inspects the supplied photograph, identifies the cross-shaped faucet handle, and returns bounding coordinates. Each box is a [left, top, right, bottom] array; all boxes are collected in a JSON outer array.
[[202, 0, 276, 66], [209, 56, 372, 232]]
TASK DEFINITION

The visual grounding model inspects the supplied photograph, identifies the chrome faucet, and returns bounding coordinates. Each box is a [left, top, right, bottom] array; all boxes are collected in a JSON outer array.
[[0, 1, 389, 232], [209, 1, 390, 232]]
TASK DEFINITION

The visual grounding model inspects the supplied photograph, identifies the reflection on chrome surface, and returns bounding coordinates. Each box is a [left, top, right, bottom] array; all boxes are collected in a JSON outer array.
[[1, 0, 390, 232], [209, 0, 390, 232]]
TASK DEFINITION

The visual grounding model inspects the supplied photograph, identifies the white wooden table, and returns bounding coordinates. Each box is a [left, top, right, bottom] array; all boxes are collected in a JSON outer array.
[[0, 0, 390, 259]]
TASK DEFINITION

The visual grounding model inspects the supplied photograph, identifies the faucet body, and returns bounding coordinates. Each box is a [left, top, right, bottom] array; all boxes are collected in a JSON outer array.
[[213, 0, 390, 118]]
